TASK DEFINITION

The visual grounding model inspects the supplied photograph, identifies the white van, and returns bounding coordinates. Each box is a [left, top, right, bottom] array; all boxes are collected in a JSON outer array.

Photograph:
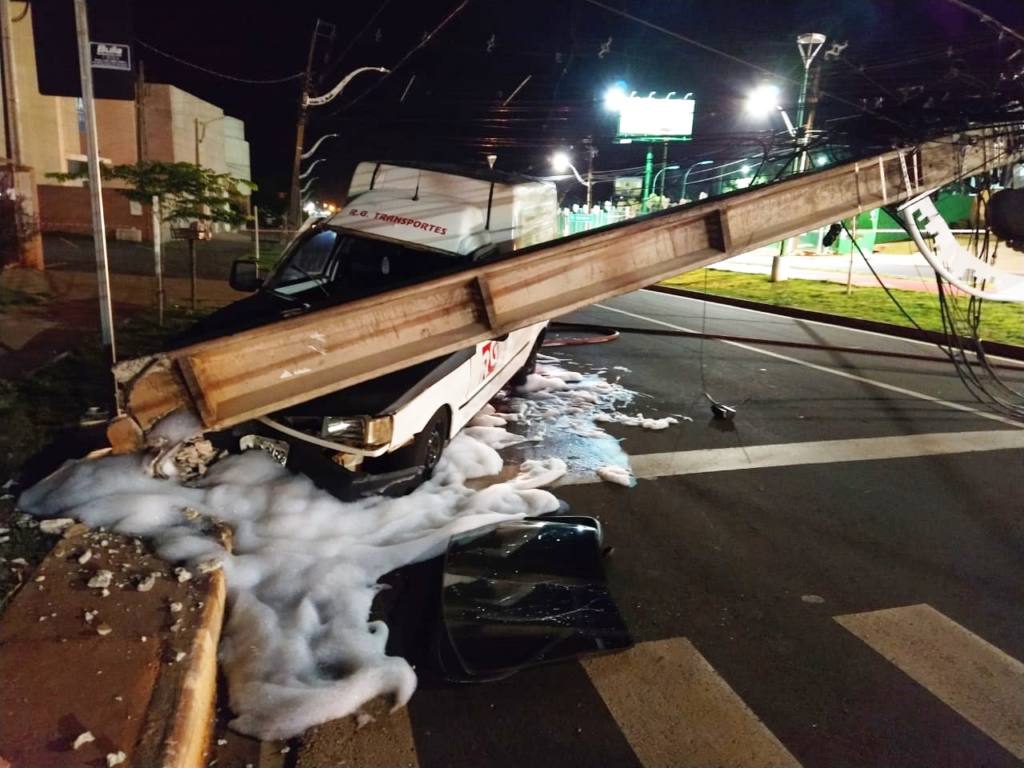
[[190, 162, 558, 497]]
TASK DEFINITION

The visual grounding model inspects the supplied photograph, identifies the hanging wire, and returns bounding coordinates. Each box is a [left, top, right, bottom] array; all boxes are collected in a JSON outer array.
[[136, 39, 304, 84]]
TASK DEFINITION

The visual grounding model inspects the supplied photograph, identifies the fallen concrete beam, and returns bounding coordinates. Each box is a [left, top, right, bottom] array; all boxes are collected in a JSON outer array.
[[109, 128, 1022, 448]]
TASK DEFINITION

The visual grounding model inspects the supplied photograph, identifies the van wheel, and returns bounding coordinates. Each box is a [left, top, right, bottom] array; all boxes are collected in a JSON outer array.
[[510, 330, 546, 388], [371, 407, 451, 483], [415, 408, 451, 480]]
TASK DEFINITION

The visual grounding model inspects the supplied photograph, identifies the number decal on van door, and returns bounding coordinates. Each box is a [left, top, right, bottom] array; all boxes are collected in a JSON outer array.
[[480, 340, 498, 379]]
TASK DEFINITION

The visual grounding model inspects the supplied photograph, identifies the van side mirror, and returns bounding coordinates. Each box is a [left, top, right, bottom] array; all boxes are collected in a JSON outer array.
[[229, 259, 262, 292]]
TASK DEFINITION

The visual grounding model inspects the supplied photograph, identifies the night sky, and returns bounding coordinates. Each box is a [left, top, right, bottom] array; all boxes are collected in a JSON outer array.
[[132, 0, 1024, 209]]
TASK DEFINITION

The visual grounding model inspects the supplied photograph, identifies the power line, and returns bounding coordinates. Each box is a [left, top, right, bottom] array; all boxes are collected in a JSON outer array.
[[339, 0, 473, 110], [940, 0, 1024, 46], [136, 39, 305, 84], [582, 0, 911, 132]]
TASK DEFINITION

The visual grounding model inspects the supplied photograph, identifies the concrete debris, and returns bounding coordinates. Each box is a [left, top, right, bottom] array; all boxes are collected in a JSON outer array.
[[84, 610, 97, 623], [39, 518, 75, 534], [174, 567, 193, 583], [63, 523, 90, 539], [169, 601, 183, 613], [77, 549, 92, 565], [216, 738, 228, 746], [355, 712, 376, 729], [34, 575, 45, 583], [0, 536, 9, 544], [174, 650, 186, 662], [96, 624, 113, 636], [136, 573, 157, 592], [101, 588, 110, 597], [87, 571, 113, 589], [72, 731, 95, 750], [106, 750, 126, 767], [10, 557, 28, 566]]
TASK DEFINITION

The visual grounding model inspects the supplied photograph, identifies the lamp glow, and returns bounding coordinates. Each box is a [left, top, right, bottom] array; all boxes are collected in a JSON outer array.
[[603, 84, 628, 112], [550, 151, 572, 173], [745, 84, 780, 117]]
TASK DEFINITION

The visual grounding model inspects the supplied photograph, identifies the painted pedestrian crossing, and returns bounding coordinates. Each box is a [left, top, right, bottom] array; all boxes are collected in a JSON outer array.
[[291, 604, 1024, 768]]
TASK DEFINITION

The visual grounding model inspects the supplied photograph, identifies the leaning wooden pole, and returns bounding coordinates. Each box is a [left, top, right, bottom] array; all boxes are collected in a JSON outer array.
[[106, 128, 1023, 452]]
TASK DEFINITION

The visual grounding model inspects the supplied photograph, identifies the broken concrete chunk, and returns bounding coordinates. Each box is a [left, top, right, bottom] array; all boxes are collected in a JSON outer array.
[[174, 567, 193, 583], [34, 575, 45, 583], [84, 610, 97, 623], [175, 650, 186, 662], [88, 570, 113, 589], [136, 573, 157, 592], [39, 518, 75, 535], [96, 624, 113, 636], [77, 549, 93, 565], [72, 731, 96, 750], [63, 522, 90, 539], [10, 557, 28, 566], [169, 601, 183, 613], [355, 712, 375, 729], [106, 751, 126, 767]]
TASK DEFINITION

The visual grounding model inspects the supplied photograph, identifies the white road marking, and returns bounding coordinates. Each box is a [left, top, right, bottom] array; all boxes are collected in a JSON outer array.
[[583, 638, 802, 768], [594, 302, 1024, 428], [566, 429, 1024, 482], [836, 604, 1024, 760], [638, 288, 1024, 368]]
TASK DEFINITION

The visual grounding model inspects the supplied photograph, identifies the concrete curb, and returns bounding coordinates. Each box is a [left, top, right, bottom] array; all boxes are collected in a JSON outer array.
[[0, 526, 227, 768]]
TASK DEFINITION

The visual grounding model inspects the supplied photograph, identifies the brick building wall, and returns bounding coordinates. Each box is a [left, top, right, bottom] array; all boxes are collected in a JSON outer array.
[[38, 185, 153, 241]]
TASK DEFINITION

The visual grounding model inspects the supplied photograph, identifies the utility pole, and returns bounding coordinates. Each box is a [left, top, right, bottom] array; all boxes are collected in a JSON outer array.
[[288, 20, 322, 233], [583, 138, 597, 210], [74, 0, 117, 387], [1, 0, 23, 165], [772, 31, 826, 283]]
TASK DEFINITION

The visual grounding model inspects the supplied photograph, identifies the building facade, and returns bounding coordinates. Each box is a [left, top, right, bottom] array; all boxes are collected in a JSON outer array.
[[0, 3, 251, 242]]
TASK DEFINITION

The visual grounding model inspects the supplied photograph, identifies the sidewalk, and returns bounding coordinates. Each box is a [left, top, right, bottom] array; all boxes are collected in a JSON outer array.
[[710, 244, 1024, 294], [0, 522, 225, 768]]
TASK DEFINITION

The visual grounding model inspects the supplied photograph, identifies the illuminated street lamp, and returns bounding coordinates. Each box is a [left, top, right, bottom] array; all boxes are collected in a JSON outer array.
[[603, 84, 629, 112], [680, 159, 714, 201], [551, 151, 590, 188], [745, 84, 796, 137]]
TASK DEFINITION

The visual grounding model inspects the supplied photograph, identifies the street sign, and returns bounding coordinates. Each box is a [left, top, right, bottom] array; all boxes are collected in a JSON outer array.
[[31, 0, 135, 100], [90, 42, 131, 72]]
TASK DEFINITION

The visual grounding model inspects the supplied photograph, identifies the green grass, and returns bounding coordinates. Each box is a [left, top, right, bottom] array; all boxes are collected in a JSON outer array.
[[663, 269, 1024, 347], [0, 305, 211, 605]]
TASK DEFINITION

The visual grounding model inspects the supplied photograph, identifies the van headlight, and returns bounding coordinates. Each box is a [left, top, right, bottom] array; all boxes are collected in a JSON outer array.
[[321, 415, 393, 447]]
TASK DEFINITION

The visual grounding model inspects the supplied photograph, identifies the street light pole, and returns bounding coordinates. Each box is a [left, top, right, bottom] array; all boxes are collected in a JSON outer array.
[[583, 139, 597, 209], [772, 31, 826, 282], [652, 164, 680, 201], [73, 0, 117, 393], [680, 159, 713, 201]]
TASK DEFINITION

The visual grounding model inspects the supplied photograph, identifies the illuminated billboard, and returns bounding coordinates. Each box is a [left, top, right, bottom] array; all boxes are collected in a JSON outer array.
[[616, 96, 695, 143]]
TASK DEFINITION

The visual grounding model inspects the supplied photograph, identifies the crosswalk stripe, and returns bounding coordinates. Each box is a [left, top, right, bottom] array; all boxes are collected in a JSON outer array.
[[295, 696, 419, 768], [835, 603, 1024, 760], [582, 638, 802, 768]]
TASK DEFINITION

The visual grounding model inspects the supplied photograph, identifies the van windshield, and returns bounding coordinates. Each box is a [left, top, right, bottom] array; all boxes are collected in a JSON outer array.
[[265, 227, 467, 300]]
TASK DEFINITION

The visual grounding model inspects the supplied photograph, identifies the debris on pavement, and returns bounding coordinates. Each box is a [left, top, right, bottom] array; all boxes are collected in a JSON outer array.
[[87, 570, 113, 589], [38, 518, 74, 535], [72, 731, 95, 750]]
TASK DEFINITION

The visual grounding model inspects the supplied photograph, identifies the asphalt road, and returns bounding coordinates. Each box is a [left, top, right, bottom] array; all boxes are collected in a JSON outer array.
[[218, 289, 1024, 768]]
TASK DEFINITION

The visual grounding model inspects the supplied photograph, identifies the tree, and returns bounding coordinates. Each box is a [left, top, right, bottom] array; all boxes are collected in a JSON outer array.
[[49, 161, 256, 317]]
